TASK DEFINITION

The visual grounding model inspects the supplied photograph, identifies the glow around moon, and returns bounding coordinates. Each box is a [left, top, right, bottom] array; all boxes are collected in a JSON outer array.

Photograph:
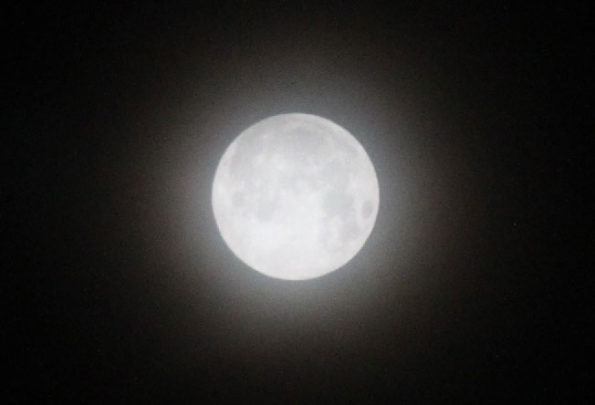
[[212, 113, 379, 280]]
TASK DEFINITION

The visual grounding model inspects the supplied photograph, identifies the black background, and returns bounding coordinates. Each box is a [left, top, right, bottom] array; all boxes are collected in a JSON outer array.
[[7, 1, 590, 402]]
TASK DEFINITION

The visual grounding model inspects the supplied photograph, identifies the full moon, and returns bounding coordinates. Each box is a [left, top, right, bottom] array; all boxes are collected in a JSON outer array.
[[212, 113, 379, 280]]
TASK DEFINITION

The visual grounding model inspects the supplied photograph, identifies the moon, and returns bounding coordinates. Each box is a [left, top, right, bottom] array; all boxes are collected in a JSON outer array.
[[212, 113, 379, 280]]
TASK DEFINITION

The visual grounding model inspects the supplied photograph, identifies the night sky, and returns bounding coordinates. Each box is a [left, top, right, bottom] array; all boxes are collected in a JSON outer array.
[[7, 2, 589, 402]]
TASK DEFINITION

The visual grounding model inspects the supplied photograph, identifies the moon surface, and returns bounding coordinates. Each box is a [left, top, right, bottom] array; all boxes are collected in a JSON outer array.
[[212, 113, 379, 280]]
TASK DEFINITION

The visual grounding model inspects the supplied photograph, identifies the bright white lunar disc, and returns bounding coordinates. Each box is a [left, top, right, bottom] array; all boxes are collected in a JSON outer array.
[[212, 113, 379, 280]]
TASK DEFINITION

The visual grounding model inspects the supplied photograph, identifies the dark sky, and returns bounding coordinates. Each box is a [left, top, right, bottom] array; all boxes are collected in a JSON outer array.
[[7, 2, 589, 402]]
